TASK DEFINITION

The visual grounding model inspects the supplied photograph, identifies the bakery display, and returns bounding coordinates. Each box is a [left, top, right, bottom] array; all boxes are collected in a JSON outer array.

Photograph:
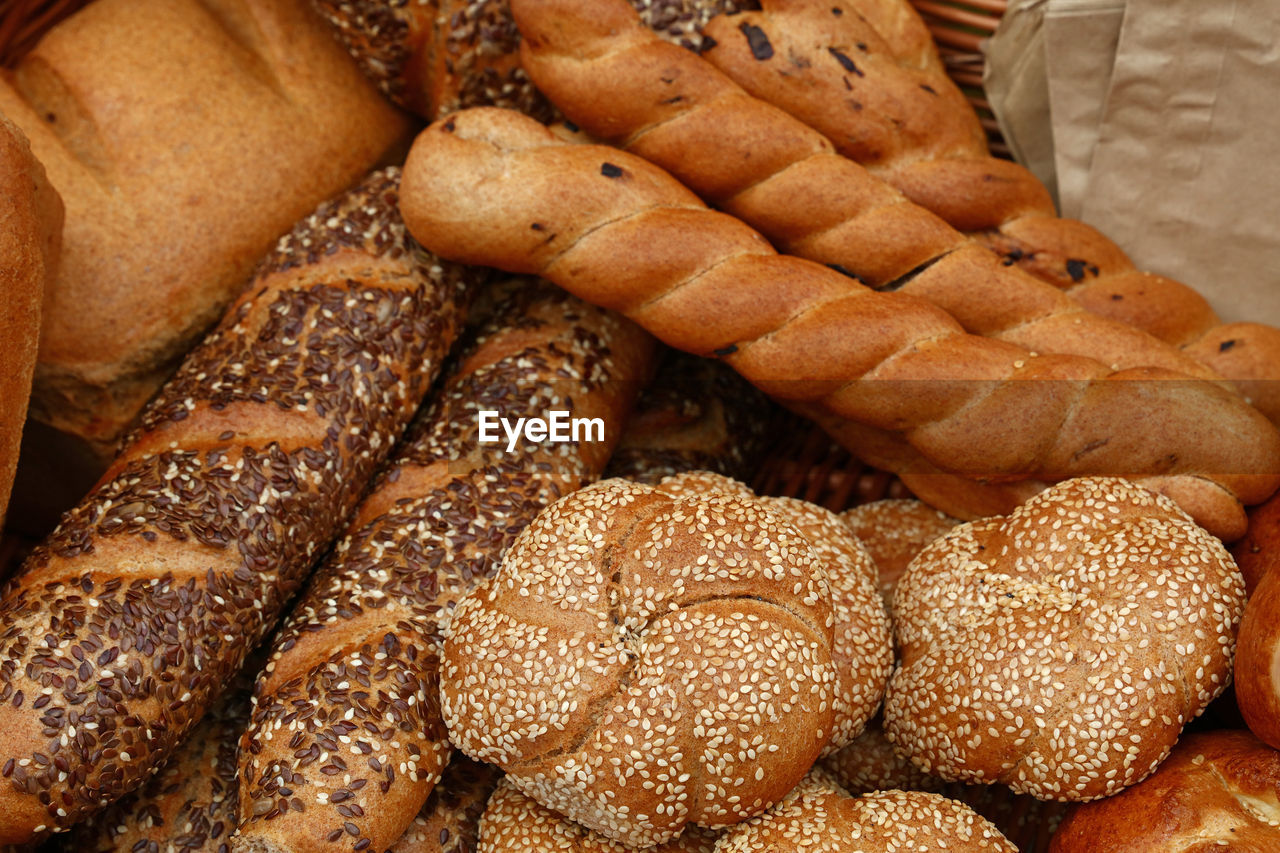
[[0, 0, 411, 461], [0, 169, 474, 842], [886, 477, 1246, 801], [0, 114, 60, 526], [399, 106, 1280, 540], [1048, 730, 1280, 852], [235, 282, 653, 852], [715, 768, 1017, 852]]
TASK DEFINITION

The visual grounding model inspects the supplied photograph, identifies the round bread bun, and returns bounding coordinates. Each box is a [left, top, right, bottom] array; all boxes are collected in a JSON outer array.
[[0, 116, 62, 526], [715, 768, 1017, 852], [441, 478, 841, 846], [1048, 730, 1280, 852], [477, 777, 720, 852], [840, 499, 959, 607], [652, 472, 894, 754], [885, 477, 1246, 801]]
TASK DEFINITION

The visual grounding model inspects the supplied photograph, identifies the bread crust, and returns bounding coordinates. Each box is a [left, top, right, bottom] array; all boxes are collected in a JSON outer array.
[[0, 116, 61, 526]]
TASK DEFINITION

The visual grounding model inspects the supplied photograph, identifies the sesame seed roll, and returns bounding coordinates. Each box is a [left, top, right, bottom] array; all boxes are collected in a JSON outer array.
[[885, 477, 1247, 802], [232, 282, 654, 853], [0, 168, 474, 843], [839, 500, 959, 610], [441, 478, 843, 846]]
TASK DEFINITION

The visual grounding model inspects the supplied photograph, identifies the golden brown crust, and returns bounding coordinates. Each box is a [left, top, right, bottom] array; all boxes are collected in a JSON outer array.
[[441, 479, 841, 846], [233, 283, 653, 853], [0, 170, 468, 843], [1049, 731, 1280, 852], [400, 106, 1280, 541], [0, 0, 410, 454], [389, 757, 502, 853], [838, 499, 957, 607], [1236, 565, 1280, 752], [885, 477, 1246, 801], [0, 115, 61, 526]]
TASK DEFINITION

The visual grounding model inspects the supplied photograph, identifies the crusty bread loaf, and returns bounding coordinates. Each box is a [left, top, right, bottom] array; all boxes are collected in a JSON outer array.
[[399, 106, 1280, 540], [1233, 492, 1280, 595], [441, 478, 844, 845], [0, 0, 411, 461], [697, 0, 1280, 423], [886, 478, 1246, 801], [0, 115, 60, 526], [1048, 730, 1280, 852], [0, 169, 475, 843], [839, 499, 958, 607], [1235, 558, 1280, 752], [389, 757, 502, 853], [233, 282, 653, 853]]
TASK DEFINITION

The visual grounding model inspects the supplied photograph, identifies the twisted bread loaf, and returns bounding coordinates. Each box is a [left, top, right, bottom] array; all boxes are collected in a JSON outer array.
[[234, 282, 653, 853], [400, 106, 1280, 539], [509, 0, 1224, 387], [697, 0, 1280, 420], [0, 169, 475, 843]]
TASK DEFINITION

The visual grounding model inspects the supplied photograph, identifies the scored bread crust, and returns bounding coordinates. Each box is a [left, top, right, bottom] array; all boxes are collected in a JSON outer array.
[[0, 116, 61, 526], [399, 106, 1280, 540], [0, 169, 471, 843], [441, 479, 841, 846], [233, 283, 654, 853], [885, 477, 1247, 801]]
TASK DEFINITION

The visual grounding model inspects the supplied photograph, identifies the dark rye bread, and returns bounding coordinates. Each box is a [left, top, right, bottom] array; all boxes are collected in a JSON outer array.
[[400, 106, 1280, 541], [0, 169, 477, 843], [0, 115, 61, 526], [233, 282, 654, 853]]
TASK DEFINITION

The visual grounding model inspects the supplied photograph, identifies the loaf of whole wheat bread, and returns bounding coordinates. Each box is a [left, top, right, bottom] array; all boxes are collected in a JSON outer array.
[[0, 0, 410, 471], [0, 169, 477, 842]]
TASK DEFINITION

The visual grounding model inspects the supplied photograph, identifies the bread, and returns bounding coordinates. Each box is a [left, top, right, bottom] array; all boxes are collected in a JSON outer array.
[[476, 778, 720, 852], [839, 499, 958, 607], [1048, 730, 1280, 852], [696, 0, 1280, 424], [0, 169, 474, 842], [1235, 556, 1280, 752], [389, 757, 502, 853], [61, 668, 252, 853], [399, 106, 1280, 540], [885, 477, 1246, 801], [233, 282, 653, 853], [0, 115, 60, 526], [1232, 492, 1280, 595], [715, 768, 1017, 852], [440, 478, 844, 845], [0, 0, 411, 461], [604, 350, 776, 484]]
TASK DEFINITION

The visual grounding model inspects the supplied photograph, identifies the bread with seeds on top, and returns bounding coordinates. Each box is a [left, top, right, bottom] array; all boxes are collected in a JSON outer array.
[[440, 478, 844, 846], [0, 116, 61, 527], [476, 777, 720, 852], [1048, 730, 1280, 852], [839, 500, 959, 609], [232, 282, 653, 853], [0, 169, 474, 844], [885, 477, 1247, 801], [714, 767, 1017, 851], [390, 756, 502, 853]]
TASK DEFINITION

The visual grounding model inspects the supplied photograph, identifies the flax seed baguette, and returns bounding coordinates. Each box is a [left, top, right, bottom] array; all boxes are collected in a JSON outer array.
[[0, 116, 61, 527], [0, 169, 476, 843], [696, 0, 1280, 423], [399, 106, 1280, 540], [233, 281, 653, 853]]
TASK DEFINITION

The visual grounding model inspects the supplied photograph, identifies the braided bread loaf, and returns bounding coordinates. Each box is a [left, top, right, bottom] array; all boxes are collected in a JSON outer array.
[[509, 0, 1226, 388], [234, 282, 653, 853], [696, 0, 1280, 421], [0, 169, 476, 843], [400, 106, 1280, 540]]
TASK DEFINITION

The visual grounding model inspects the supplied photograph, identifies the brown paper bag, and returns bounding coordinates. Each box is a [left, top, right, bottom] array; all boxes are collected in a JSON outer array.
[[983, 0, 1059, 206], [1081, 0, 1280, 324], [1043, 0, 1126, 219]]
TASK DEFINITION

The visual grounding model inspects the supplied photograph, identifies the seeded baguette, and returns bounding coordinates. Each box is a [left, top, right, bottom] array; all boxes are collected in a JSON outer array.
[[400, 106, 1280, 540], [233, 282, 653, 853], [696, 0, 1280, 423], [0, 169, 476, 843]]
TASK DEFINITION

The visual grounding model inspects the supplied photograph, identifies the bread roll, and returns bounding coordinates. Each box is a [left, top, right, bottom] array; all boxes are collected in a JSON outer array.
[[0, 169, 474, 842], [839, 499, 958, 607], [0, 0, 411, 461], [0, 115, 61, 526], [233, 282, 653, 853], [886, 478, 1246, 801], [1236, 561, 1280, 752]]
